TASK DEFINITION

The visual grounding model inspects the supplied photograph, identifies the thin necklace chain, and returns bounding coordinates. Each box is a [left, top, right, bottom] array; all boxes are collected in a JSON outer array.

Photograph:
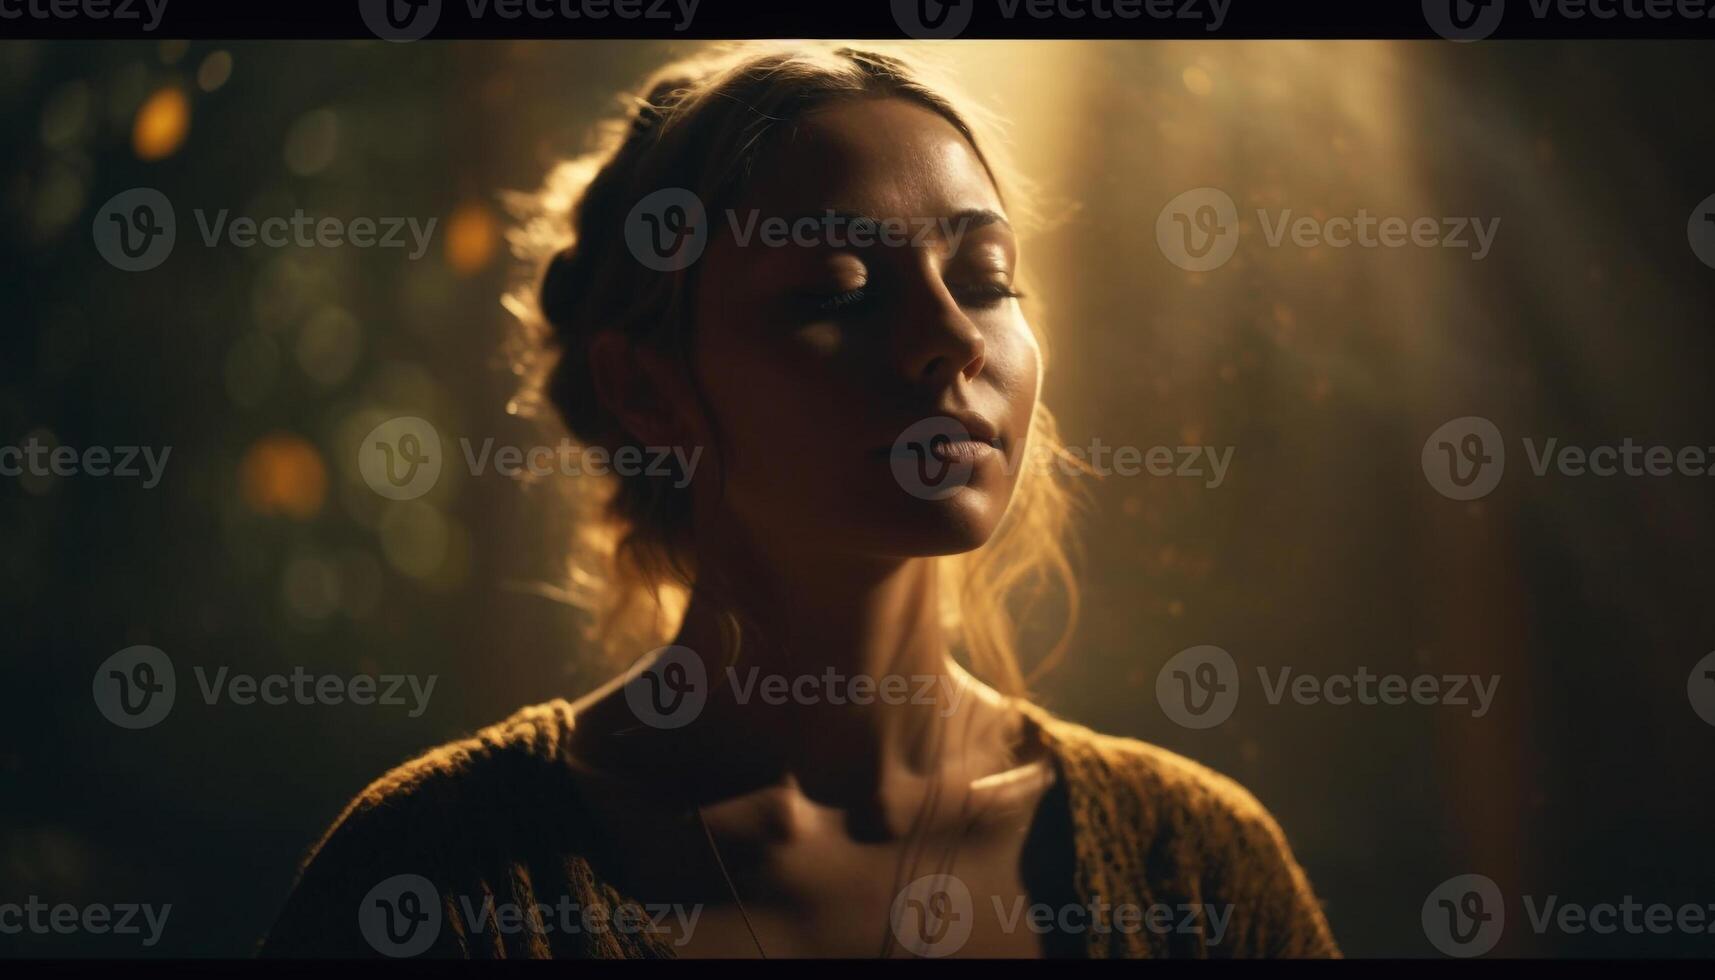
[[694, 804, 769, 958]]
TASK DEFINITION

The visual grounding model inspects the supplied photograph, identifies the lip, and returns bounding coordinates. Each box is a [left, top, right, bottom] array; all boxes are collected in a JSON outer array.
[[875, 412, 1006, 459], [942, 411, 1000, 446], [917, 435, 1001, 462]]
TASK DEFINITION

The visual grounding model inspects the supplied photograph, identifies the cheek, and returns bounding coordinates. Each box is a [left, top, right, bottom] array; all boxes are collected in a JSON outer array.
[[989, 316, 1044, 421], [690, 321, 860, 478]]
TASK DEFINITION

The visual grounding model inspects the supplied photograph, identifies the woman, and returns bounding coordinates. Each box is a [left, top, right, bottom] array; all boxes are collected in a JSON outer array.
[[261, 43, 1337, 959]]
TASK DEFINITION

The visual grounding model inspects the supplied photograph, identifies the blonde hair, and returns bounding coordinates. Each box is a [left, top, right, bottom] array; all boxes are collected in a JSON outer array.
[[503, 42, 1084, 696]]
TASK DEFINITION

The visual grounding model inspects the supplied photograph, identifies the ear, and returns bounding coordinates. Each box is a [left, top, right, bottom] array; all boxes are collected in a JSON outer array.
[[587, 330, 696, 447]]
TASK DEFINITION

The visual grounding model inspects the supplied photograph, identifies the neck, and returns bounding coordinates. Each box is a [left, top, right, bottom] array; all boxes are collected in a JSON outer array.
[[669, 539, 1012, 809]]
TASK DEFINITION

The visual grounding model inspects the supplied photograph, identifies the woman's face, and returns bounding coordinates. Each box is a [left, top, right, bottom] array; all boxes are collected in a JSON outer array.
[[685, 96, 1042, 562]]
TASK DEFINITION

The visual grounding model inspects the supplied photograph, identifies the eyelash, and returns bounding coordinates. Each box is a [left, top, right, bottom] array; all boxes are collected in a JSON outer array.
[[817, 287, 871, 312], [813, 283, 1024, 314]]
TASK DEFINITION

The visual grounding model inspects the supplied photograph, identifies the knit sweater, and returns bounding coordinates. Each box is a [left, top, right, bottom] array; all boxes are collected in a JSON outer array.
[[259, 698, 1338, 958]]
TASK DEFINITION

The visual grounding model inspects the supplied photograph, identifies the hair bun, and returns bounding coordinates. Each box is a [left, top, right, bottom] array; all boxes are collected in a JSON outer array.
[[539, 243, 586, 337]]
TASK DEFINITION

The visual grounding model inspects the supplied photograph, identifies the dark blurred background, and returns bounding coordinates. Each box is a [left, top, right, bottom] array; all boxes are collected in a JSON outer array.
[[1, 38, 1712, 957]]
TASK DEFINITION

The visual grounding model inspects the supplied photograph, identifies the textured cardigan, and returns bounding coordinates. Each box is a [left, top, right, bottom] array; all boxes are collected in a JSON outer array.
[[259, 698, 1338, 958]]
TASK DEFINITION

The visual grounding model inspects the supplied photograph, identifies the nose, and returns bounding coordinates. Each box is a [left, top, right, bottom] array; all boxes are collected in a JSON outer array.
[[897, 273, 986, 389]]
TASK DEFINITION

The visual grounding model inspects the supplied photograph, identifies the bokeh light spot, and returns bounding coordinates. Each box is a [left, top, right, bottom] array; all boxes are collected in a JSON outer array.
[[444, 202, 499, 276], [197, 51, 233, 93], [1181, 65, 1214, 97], [239, 432, 328, 520], [132, 86, 190, 160]]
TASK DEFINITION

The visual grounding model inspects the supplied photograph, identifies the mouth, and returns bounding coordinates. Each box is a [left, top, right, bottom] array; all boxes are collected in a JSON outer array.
[[879, 434, 1004, 462]]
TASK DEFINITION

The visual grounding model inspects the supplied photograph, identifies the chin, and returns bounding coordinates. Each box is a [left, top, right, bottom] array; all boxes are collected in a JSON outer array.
[[854, 488, 1007, 558]]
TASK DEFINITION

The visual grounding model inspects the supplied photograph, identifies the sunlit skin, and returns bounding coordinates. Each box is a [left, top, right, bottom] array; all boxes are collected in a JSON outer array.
[[565, 98, 1059, 957]]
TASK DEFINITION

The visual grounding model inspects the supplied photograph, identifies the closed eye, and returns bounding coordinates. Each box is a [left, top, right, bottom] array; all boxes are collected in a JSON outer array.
[[806, 281, 1020, 317], [815, 286, 870, 313], [953, 282, 1024, 309]]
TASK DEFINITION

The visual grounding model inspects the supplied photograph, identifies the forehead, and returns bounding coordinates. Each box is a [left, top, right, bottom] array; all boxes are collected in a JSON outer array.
[[733, 96, 1004, 220]]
